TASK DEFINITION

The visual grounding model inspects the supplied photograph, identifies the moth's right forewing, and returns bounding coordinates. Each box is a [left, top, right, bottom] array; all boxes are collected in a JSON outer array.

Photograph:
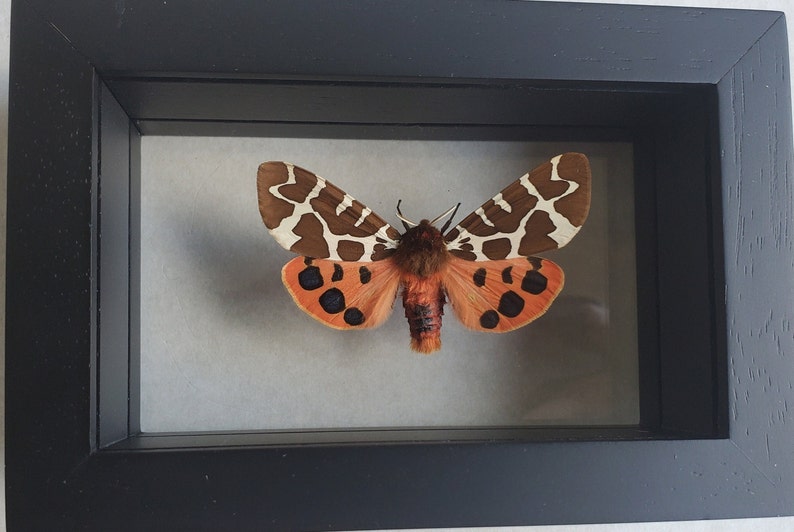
[[444, 153, 592, 261]]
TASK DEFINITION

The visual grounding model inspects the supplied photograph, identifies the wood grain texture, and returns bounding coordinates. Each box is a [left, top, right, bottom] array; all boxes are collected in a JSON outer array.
[[18, 0, 782, 83], [718, 15, 794, 498], [5, 0, 98, 527]]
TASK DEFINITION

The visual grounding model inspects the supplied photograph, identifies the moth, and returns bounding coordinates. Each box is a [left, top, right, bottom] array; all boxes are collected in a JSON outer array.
[[257, 153, 591, 354]]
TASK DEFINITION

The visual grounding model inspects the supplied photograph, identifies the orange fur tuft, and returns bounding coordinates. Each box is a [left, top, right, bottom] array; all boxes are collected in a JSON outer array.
[[411, 335, 442, 354]]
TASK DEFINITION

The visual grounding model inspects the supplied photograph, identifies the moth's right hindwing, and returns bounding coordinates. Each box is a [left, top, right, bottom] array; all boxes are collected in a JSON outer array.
[[443, 255, 565, 333], [257, 162, 401, 261]]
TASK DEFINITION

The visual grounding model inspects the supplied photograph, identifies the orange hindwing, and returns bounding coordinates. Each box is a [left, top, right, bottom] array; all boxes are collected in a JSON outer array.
[[442, 256, 564, 332], [282, 256, 401, 330]]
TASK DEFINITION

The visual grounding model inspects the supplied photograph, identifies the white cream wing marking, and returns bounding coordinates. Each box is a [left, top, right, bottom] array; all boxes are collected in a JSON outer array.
[[474, 192, 513, 228], [474, 206, 495, 227], [267, 165, 324, 251], [335, 193, 355, 216], [529, 156, 580, 246], [493, 192, 512, 213]]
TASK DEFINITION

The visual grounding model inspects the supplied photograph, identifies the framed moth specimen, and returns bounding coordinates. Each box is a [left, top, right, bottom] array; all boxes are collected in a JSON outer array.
[[7, 0, 792, 529], [258, 153, 591, 353]]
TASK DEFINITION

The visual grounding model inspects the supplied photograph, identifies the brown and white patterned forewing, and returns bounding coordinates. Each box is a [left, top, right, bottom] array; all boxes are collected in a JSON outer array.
[[258, 162, 401, 261], [444, 153, 591, 261]]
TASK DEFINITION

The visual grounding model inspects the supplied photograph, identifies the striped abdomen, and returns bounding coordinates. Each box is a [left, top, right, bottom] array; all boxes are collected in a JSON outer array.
[[401, 274, 445, 354]]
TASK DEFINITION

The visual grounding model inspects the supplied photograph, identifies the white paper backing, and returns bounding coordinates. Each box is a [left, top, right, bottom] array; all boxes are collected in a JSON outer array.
[[140, 138, 638, 431]]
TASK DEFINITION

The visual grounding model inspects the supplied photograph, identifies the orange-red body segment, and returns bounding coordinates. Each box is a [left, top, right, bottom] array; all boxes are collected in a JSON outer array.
[[400, 272, 445, 354]]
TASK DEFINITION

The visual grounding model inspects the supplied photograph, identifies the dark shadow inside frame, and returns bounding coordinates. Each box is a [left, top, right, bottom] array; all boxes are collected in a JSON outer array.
[[7, 0, 793, 529], [97, 77, 725, 448]]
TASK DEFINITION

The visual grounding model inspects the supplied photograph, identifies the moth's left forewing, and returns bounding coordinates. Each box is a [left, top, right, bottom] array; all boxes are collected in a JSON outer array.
[[444, 153, 591, 261], [257, 162, 401, 261]]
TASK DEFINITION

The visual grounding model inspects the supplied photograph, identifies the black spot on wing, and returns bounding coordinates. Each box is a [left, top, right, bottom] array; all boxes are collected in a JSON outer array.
[[521, 271, 547, 294], [344, 307, 364, 326], [319, 288, 345, 314], [332, 263, 344, 282], [527, 257, 542, 269], [497, 290, 525, 318], [298, 266, 323, 291], [501, 266, 513, 284], [480, 310, 499, 329], [359, 266, 372, 284], [473, 268, 486, 287]]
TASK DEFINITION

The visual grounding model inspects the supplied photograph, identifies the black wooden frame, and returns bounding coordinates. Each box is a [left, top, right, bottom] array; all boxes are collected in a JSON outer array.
[[6, 0, 793, 529]]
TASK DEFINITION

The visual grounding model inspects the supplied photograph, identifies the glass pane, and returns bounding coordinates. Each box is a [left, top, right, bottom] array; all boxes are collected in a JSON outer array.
[[139, 138, 638, 432]]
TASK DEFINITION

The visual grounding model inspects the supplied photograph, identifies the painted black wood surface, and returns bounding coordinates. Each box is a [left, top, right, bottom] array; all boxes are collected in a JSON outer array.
[[6, 0, 792, 530]]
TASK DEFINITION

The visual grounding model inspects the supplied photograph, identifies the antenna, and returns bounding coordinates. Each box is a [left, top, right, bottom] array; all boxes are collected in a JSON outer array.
[[395, 199, 417, 231], [430, 203, 461, 233]]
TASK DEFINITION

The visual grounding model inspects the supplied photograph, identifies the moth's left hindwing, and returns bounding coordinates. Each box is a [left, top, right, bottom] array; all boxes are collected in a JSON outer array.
[[258, 162, 401, 261], [282, 257, 401, 330]]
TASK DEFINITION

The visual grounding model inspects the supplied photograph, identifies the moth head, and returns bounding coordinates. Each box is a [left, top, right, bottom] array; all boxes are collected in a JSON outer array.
[[392, 202, 461, 277], [393, 220, 449, 277], [428, 203, 460, 234], [412, 219, 445, 244], [395, 200, 460, 234]]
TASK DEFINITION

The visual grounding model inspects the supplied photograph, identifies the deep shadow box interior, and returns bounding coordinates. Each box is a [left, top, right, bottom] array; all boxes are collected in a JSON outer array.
[[6, 0, 794, 530]]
